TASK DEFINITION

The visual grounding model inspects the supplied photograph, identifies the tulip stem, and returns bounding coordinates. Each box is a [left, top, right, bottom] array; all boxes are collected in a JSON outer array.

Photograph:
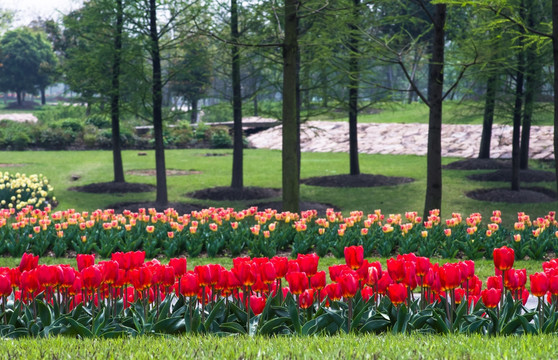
[[347, 298, 353, 334], [201, 286, 206, 322], [501, 270, 506, 308], [538, 296, 543, 331], [246, 287, 251, 333], [2, 296, 5, 325]]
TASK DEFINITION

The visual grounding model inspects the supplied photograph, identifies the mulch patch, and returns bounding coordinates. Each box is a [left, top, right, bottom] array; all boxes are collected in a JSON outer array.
[[126, 169, 202, 176], [466, 187, 558, 203], [105, 201, 205, 214], [466, 169, 556, 183], [187, 186, 281, 201], [69, 182, 156, 194], [443, 158, 511, 170], [301, 174, 414, 187]]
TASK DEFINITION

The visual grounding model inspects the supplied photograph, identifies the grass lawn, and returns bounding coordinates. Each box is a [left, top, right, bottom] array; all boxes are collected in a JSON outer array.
[[1, 149, 557, 224], [313, 101, 554, 126], [3, 333, 558, 359]]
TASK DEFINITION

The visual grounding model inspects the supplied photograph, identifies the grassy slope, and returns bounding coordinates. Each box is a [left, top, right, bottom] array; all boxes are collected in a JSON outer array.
[[313, 101, 554, 126], [1, 149, 557, 224], [3, 334, 558, 359]]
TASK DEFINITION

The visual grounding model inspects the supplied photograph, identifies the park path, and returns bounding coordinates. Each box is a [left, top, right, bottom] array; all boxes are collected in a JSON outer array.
[[247, 121, 555, 160]]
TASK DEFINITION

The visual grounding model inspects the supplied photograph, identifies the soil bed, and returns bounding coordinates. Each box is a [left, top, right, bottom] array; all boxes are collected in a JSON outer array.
[[443, 158, 511, 170], [466, 187, 558, 203], [69, 182, 155, 194], [467, 169, 555, 182], [105, 201, 205, 214], [301, 174, 414, 187], [188, 186, 281, 201]]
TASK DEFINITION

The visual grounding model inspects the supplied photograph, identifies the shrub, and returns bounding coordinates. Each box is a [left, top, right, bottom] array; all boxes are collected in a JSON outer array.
[[55, 118, 84, 133], [210, 127, 233, 148], [35, 104, 86, 123], [85, 114, 111, 128], [0, 172, 54, 210], [36, 126, 77, 150], [201, 102, 232, 123]]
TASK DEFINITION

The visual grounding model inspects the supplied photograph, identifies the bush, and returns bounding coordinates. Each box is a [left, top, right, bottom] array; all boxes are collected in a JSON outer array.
[[0, 172, 54, 210], [210, 127, 233, 148], [201, 102, 232, 123], [36, 127, 76, 149], [55, 118, 84, 133], [85, 114, 111, 129], [35, 104, 86, 123]]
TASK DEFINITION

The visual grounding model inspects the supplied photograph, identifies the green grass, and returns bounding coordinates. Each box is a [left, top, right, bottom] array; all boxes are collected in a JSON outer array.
[[313, 101, 554, 126], [3, 334, 558, 359], [1, 149, 557, 225]]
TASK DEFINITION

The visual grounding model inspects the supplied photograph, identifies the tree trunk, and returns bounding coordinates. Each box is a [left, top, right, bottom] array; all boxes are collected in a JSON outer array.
[[511, 3, 526, 191], [478, 75, 497, 159], [150, 0, 168, 206], [348, 0, 360, 176], [231, 0, 244, 189], [423, 4, 446, 218], [520, 5, 539, 170], [16, 91, 21, 105], [282, 0, 300, 213], [40, 87, 46, 105], [253, 96, 258, 116], [553, 0, 558, 196], [111, 0, 125, 183], [190, 98, 198, 123]]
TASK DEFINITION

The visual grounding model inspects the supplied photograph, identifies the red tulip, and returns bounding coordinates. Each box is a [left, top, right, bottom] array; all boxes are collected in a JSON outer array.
[[530, 272, 549, 298], [459, 260, 475, 280], [194, 265, 213, 287], [481, 288, 501, 308], [439, 263, 461, 291], [416, 257, 431, 277], [338, 272, 359, 299], [270, 257, 288, 278], [233, 261, 257, 287], [454, 288, 465, 304], [111, 252, 131, 270], [19, 253, 39, 273], [298, 289, 315, 309], [76, 254, 95, 272], [297, 253, 319, 277], [387, 283, 407, 305], [130, 267, 152, 292], [377, 272, 393, 295], [486, 275, 502, 290], [250, 295, 266, 315], [324, 283, 343, 301], [260, 262, 277, 284], [329, 264, 350, 282], [37, 265, 59, 288], [361, 286, 374, 302], [168, 258, 187, 277], [286, 271, 307, 295], [20, 269, 39, 294], [366, 266, 379, 286], [82, 266, 102, 291], [310, 271, 326, 290], [208, 264, 224, 286], [344, 246, 364, 270], [287, 260, 300, 273], [0, 275, 12, 297], [131, 251, 145, 269], [179, 272, 199, 297], [387, 257, 405, 283], [504, 269, 520, 291], [99, 260, 119, 285], [549, 275, 558, 296], [403, 262, 417, 290], [161, 265, 175, 287], [493, 246, 514, 271], [59, 265, 76, 288]]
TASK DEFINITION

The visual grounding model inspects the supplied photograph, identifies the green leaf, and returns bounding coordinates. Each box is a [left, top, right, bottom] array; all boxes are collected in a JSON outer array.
[[204, 299, 225, 330], [36, 300, 52, 327], [152, 317, 185, 334], [286, 294, 301, 335], [64, 317, 94, 338], [258, 316, 290, 335], [392, 304, 411, 334], [360, 318, 391, 333], [220, 321, 246, 334]]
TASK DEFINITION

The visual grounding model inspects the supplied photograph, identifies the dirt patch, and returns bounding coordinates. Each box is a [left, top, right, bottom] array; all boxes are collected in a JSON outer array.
[[466, 187, 558, 203], [0, 163, 24, 167], [301, 174, 414, 187], [200, 153, 230, 157], [251, 201, 337, 214], [187, 186, 281, 201], [443, 158, 511, 170], [105, 201, 205, 215], [126, 169, 202, 176], [467, 169, 555, 183], [69, 182, 156, 194]]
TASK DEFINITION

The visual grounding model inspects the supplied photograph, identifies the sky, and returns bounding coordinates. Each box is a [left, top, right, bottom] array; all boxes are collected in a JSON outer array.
[[3, 0, 83, 27]]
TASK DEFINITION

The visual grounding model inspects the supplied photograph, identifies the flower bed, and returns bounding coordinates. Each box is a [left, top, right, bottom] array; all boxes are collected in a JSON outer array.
[[0, 246, 557, 338], [0, 206, 556, 260]]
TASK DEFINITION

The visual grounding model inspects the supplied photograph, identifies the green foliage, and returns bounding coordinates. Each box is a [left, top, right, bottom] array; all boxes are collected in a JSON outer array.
[[201, 103, 233, 123], [209, 128, 233, 149]]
